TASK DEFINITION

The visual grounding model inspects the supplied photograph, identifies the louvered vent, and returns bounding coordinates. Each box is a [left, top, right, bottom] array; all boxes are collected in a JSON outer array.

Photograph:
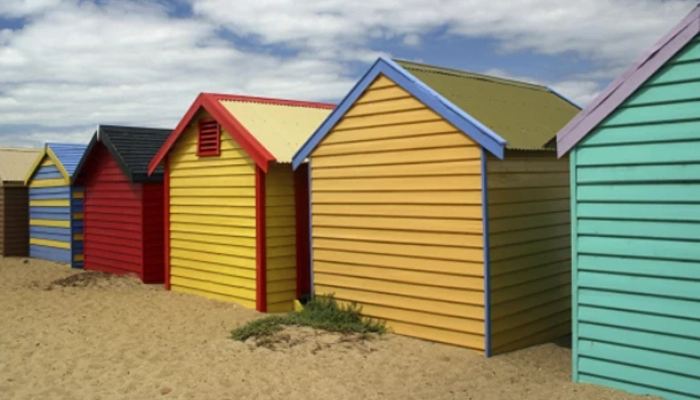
[[197, 119, 220, 156]]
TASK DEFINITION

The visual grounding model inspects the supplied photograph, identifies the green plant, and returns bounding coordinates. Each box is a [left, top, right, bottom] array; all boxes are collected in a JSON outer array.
[[230, 295, 386, 342]]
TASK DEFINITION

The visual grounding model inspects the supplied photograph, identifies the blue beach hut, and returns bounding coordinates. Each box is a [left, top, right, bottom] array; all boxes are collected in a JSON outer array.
[[24, 143, 88, 268]]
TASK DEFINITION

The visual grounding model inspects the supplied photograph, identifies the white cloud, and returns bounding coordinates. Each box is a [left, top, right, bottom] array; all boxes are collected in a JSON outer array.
[[0, 0, 696, 146]]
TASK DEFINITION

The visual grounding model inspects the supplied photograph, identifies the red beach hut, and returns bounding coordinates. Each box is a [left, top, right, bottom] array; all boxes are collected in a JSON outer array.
[[74, 125, 171, 283]]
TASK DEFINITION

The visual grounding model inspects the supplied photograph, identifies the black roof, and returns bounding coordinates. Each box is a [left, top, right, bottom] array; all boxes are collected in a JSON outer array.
[[75, 125, 172, 184]]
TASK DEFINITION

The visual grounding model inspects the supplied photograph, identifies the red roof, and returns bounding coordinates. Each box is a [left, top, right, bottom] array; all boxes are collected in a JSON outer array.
[[148, 93, 335, 174]]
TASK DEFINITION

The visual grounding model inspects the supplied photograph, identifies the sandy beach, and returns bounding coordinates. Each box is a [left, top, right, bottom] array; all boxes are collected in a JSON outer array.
[[0, 258, 654, 400]]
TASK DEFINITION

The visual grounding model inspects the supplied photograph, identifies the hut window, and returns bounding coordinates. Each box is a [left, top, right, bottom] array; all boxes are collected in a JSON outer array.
[[197, 119, 220, 157]]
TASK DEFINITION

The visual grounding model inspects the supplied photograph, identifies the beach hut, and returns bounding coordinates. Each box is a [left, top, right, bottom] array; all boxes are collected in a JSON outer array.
[[555, 6, 700, 399], [25, 143, 88, 268], [148, 93, 334, 312], [0, 147, 42, 257], [292, 58, 580, 356], [73, 125, 171, 283]]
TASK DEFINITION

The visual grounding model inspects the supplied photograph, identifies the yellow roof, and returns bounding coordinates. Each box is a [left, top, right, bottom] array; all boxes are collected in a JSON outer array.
[[218, 98, 333, 163], [0, 147, 42, 184]]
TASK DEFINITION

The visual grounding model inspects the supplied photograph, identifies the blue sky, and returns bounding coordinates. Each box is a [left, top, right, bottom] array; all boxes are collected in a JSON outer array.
[[0, 0, 697, 147]]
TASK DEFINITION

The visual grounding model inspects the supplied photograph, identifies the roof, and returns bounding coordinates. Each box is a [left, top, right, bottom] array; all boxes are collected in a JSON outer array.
[[395, 60, 581, 151], [25, 142, 89, 185], [74, 125, 172, 184], [556, 5, 700, 156], [292, 57, 580, 169], [148, 93, 335, 175], [0, 147, 42, 184]]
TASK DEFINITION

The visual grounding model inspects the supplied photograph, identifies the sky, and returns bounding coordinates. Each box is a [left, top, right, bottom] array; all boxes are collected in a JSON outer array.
[[0, 0, 697, 147]]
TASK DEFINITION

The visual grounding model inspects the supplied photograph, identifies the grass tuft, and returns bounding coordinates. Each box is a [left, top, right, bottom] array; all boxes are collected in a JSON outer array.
[[230, 295, 386, 342]]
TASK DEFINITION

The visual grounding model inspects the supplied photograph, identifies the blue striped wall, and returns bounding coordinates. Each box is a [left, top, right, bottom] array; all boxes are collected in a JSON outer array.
[[28, 156, 84, 268]]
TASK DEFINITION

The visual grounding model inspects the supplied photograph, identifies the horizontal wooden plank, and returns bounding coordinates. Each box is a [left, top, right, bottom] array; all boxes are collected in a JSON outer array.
[[580, 119, 700, 147], [577, 254, 700, 281], [170, 248, 255, 269], [673, 40, 700, 63], [492, 321, 570, 355], [315, 132, 472, 157], [171, 214, 256, 228], [313, 203, 482, 219], [578, 270, 700, 301], [578, 235, 700, 262], [172, 266, 255, 290], [312, 190, 482, 205], [170, 205, 255, 218], [579, 288, 699, 321], [578, 373, 697, 400], [355, 85, 410, 103], [491, 273, 569, 304], [490, 247, 571, 276], [335, 108, 441, 131], [169, 165, 254, 178], [489, 211, 570, 233], [29, 199, 70, 207], [171, 285, 256, 309], [487, 159, 567, 174], [577, 163, 700, 183], [313, 175, 480, 192], [578, 306, 700, 339], [315, 237, 482, 263], [578, 218, 700, 241], [490, 284, 570, 319], [490, 235, 570, 262], [488, 199, 570, 219], [313, 284, 483, 320], [170, 175, 255, 188], [384, 318, 484, 351], [170, 276, 256, 302], [321, 119, 464, 146], [489, 224, 569, 248], [487, 172, 569, 189], [490, 260, 570, 290], [314, 272, 484, 305], [29, 178, 67, 188], [30, 237, 70, 249], [577, 202, 700, 222], [312, 160, 481, 179], [491, 297, 570, 334], [646, 61, 700, 86], [312, 214, 482, 233], [604, 99, 700, 127], [169, 197, 255, 208], [491, 309, 570, 348], [311, 146, 479, 168], [577, 183, 700, 202], [170, 222, 256, 238], [171, 239, 256, 259], [344, 95, 425, 117], [578, 323, 700, 359], [578, 357, 700, 397], [313, 226, 483, 248], [313, 250, 484, 277], [315, 261, 483, 290], [627, 80, 700, 106], [170, 187, 255, 198], [577, 140, 700, 166]]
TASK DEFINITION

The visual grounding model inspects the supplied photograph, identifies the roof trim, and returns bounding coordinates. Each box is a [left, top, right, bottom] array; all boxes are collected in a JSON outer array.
[[546, 85, 582, 110], [556, 5, 700, 157], [23, 144, 71, 186], [291, 57, 507, 169], [148, 93, 335, 175]]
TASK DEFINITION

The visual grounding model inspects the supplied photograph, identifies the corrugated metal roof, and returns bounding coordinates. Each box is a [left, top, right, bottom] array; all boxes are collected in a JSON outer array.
[[394, 59, 580, 150], [218, 99, 333, 163], [0, 147, 42, 184], [47, 143, 89, 179]]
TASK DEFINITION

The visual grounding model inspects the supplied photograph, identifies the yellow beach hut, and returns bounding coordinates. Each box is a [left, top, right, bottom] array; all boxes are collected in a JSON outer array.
[[148, 93, 334, 312], [292, 58, 580, 355]]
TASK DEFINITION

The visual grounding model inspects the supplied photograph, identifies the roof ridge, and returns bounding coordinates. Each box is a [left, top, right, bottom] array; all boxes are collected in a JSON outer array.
[[206, 93, 335, 110], [393, 58, 549, 92]]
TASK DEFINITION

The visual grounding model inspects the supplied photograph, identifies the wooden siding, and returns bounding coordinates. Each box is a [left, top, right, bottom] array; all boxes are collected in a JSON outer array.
[[142, 182, 164, 283], [0, 188, 4, 255], [168, 110, 258, 309], [572, 36, 700, 400], [310, 75, 486, 351], [82, 143, 164, 283], [486, 151, 571, 355], [28, 156, 83, 267], [265, 163, 297, 312], [3, 187, 30, 257]]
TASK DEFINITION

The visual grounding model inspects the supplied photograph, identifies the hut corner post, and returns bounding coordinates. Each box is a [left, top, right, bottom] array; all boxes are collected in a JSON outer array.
[[481, 148, 491, 357], [164, 157, 171, 291], [255, 166, 268, 312], [570, 149, 579, 382]]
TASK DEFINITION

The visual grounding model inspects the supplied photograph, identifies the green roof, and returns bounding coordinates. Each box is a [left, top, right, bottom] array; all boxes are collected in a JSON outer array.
[[394, 59, 580, 150]]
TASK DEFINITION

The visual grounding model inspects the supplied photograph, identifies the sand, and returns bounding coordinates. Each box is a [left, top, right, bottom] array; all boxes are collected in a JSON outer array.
[[0, 258, 655, 400]]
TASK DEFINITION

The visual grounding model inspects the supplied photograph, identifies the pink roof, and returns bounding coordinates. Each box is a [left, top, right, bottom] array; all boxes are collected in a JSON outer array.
[[556, 5, 700, 157]]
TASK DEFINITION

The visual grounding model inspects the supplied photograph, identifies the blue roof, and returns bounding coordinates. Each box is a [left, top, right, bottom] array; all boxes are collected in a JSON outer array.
[[291, 57, 507, 170], [47, 142, 89, 179]]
